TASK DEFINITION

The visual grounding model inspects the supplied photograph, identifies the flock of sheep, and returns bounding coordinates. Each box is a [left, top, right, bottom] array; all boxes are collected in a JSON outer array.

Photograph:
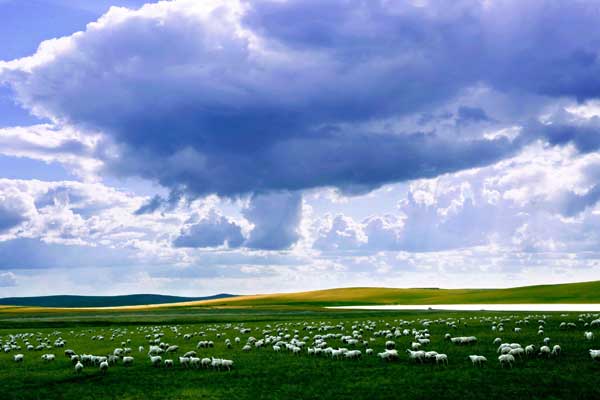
[[2, 312, 600, 375]]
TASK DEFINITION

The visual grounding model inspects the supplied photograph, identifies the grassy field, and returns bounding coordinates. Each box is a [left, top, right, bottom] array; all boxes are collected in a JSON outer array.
[[0, 306, 599, 400], [3, 280, 600, 312]]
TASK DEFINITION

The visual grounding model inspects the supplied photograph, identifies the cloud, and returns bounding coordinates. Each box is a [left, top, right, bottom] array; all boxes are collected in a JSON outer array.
[[173, 211, 244, 249], [7, 0, 599, 199], [243, 191, 302, 250], [0, 272, 16, 287]]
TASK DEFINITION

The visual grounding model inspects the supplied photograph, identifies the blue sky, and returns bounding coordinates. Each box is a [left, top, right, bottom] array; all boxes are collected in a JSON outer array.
[[1, 0, 600, 296]]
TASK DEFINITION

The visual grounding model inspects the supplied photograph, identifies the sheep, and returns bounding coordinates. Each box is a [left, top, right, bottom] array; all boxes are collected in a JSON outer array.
[[509, 348, 524, 359], [385, 340, 396, 349], [99, 361, 109, 374], [64, 349, 76, 358], [221, 359, 234, 371], [13, 354, 23, 362], [551, 345, 561, 357], [589, 349, 600, 361], [365, 348, 373, 355], [498, 354, 515, 368], [201, 357, 211, 368], [468, 355, 487, 367], [183, 351, 196, 358], [493, 338, 502, 345], [345, 350, 362, 359], [543, 337, 551, 345], [164, 359, 174, 368], [272, 345, 281, 352], [41, 354, 55, 362], [514, 327, 521, 333], [378, 349, 399, 361], [406, 349, 425, 363], [149, 355, 162, 367], [539, 346, 551, 358], [584, 331, 594, 341], [435, 353, 448, 366], [138, 346, 145, 353], [411, 342, 421, 350], [242, 345, 252, 352], [165, 345, 179, 354], [525, 345, 536, 357], [189, 357, 201, 368], [71, 355, 79, 364], [122, 356, 134, 366], [74, 361, 83, 374]]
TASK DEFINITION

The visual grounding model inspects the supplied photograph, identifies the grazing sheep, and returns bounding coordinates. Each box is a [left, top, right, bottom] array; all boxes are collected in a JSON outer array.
[[164, 359, 174, 368], [41, 354, 55, 362], [346, 350, 362, 359], [589, 349, 600, 361], [221, 359, 234, 371], [190, 357, 201, 368], [435, 353, 448, 366], [123, 356, 134, 366], [165, 345, 179, 354], [99, 361, 109, 374], [539, 346, 551, 358], [493, 338, 502, 345], [179, 356, 190, 367], [468, 355, 487, 367], [74, 361, 83, 374], [201, 357, 211, 368], [365, 348, 373, 355], [150, 355, 162, 367], [543, 337, 551, 345], [406, 349, 425, 363], [138, 346, 144, 353], [509, 348, 524, 359], [498, 354, 515, 368], [183, 351, 196, 358], [551, 345, 561, 357], [411, 342, 421, 350], [378, 349, 399, 361], [242, 345, 252, 352], [13, 354, 23, 362], [525, 345, 536, 357], [584, 331, 594, 341], [272, 345, 281, 352]]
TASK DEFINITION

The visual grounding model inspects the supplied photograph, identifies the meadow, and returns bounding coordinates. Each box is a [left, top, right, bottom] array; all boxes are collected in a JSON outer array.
[[0, 306, 599, 400]]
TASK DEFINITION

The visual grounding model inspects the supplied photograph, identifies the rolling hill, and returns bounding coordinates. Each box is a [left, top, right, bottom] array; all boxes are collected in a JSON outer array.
[[189, 280, 600, 308], [0, 293, 236, 308]]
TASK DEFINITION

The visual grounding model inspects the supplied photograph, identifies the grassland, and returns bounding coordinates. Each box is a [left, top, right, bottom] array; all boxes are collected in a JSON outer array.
[[3, 280, 600, 312], [0, 306, 599, 400]]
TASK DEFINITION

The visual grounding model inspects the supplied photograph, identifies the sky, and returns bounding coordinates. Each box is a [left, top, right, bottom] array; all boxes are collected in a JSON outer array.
[[1, 0, 600, 296]]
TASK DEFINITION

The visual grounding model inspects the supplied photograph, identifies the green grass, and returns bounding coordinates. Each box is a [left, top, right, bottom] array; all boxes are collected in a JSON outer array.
[[0, 307, 599, 400]]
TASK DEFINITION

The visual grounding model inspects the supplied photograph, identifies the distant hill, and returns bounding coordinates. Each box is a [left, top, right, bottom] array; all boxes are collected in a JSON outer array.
[[189, 280, 600, 307], [0, 293, 236, 308]]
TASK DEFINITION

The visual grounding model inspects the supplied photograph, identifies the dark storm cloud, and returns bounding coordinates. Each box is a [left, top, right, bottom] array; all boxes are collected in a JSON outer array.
[[2, 0, 600, 199]]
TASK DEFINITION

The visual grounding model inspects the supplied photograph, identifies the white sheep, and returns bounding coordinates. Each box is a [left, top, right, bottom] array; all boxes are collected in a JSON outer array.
[[584, 331, 594, 341], [123, 356, 134, 366], [74, 361, 83, 374], [539, 346, 551, 358], [498, 354, 515, 368], [201, 357, 211, 368], [41, 354, 55, 362], [13, 354, 23, 362], [589, 349, 600, 361], [150, 355, 162, 367], [435, 353, 448, 366], [551, 345, 561, 357], [164, 359, 174, 368], [468, 355, 487, 367], [99, 361, 109, 374], [525, 345, 536, 356], [406, 349, 425, 363]]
